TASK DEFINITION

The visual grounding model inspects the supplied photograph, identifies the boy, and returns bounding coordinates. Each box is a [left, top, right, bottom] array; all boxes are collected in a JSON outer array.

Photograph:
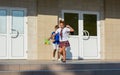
[[49, 25, 60, 60]]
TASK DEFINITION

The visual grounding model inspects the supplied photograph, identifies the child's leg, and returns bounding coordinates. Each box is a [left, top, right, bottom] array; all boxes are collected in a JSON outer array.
[[59, 48, 63, 56], [52, 49, 56, 61], [52, 44, 56, 58], [62, 46, 66, 62], [53, 49, 56, 58], [57, 50, 60, 59], [56, 44, 60, 59]]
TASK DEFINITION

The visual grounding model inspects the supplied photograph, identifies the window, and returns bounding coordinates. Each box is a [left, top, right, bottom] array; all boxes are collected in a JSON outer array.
[[0, 10, 7, 34], [64, 13, 79, 35], [83, 14, 97, 36], [12, 10, 24, 34]]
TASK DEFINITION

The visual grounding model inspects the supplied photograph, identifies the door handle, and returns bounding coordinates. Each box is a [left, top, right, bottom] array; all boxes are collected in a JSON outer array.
[[83, 30, 90, 40], [11, 29, 19, 38]]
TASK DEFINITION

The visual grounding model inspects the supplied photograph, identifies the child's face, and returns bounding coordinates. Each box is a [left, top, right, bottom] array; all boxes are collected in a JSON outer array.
[[59, 23, 65, 28]]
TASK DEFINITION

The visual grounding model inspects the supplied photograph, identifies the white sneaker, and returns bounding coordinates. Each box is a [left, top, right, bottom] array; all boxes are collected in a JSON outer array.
[[57, 55, 63, 61], [57, 58, 61, 61]]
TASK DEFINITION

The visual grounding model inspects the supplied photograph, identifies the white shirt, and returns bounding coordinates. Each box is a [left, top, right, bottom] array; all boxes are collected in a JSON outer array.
[[55, 27, 70, 41]]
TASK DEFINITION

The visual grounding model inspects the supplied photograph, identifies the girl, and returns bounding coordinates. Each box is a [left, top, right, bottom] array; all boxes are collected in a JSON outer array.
[[55, 20, 74, 63]]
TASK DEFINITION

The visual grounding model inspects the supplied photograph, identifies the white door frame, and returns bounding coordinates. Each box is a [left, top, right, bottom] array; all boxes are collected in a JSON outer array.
[[0, 7, 27, 59], [80, 11, 101, 59], [0, 7, 9, 59], [61, 10, 101, 59], [61, 10, 80, 59], [9, 8, 27, 59]]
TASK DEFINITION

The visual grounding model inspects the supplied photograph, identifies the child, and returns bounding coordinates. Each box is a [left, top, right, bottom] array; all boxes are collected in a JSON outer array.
[[55, 20, 74, 63], [49, 25, 60, 60]]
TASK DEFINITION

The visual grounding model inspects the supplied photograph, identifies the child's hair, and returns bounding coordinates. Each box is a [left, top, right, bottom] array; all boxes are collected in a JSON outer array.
[[55, 25, 59, 29], [59, 20, 66, 27], [59, 20, 65, 24]]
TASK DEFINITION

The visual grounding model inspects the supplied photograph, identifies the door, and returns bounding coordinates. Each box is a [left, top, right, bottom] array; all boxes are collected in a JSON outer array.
[[63, 12, 79, 59], [62, 10, 100, 59], [0, 8, 27, 59], [81, 12, 100, 59], [0, 9, 8, 59]]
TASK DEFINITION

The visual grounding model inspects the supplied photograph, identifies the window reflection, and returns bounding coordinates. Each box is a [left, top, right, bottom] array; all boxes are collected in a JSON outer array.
[[83, 14, 97, 36], [64, 13, 78, 35], [12, 10, 24, 34], [0, 10, 7, 34]]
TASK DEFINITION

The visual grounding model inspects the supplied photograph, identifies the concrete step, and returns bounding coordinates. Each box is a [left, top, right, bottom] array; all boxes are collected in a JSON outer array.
[[0, 70, 120, 75], [0, 60, 120, 75], [0, 63, 120, 71]]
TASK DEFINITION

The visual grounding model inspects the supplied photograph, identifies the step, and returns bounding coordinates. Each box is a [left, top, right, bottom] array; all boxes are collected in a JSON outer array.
[[0, 70, 120, 75], [0, 60, 120, 75], [0, 63, 120, 71]]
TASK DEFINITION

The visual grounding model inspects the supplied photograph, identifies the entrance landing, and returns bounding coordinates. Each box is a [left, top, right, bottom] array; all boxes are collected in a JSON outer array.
[[0, 60, 120, 75], [0, 59, 119, 64]]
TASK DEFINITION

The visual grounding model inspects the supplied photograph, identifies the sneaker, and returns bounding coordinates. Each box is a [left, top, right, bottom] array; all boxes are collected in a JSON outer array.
[[57, 58, 61, 61], [59, 55, 63, 60]]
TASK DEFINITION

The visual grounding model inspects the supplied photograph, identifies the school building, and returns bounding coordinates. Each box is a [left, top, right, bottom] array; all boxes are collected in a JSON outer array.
[[0, 0, 120, 60]]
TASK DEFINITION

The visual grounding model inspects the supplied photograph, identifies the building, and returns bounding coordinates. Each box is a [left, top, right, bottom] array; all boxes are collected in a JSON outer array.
[[0, 0, 120, 60]]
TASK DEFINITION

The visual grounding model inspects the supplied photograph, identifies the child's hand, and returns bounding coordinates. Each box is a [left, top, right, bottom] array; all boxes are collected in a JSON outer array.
[[66, 25, 71, 28], [48, 38, 51, 41]]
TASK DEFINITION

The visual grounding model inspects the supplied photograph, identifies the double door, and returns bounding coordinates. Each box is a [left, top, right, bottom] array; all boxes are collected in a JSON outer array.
[[62, 10, 100, 59], [0, 8, 27, 59]]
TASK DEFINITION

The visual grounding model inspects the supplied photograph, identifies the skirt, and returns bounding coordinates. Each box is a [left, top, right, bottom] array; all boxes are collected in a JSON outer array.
[[59, 41, 70, 48]]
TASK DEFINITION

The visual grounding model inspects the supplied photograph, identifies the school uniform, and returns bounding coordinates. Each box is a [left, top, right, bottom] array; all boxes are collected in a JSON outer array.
[[55, 27, 70, 48]]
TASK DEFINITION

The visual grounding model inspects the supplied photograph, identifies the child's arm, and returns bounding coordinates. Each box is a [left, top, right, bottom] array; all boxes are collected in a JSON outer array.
[[48, 33, 55, 43], [48, 34, 53, 40], [66, 25, 74, 32], [48, 37, 51, 40]]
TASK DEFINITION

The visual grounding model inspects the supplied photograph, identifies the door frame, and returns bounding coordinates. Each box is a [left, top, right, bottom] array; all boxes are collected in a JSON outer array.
[[80, 11, 101, 59], [61, 10, 101, 59], [0, 7, 28, 59], [61, 10, 80, 59]]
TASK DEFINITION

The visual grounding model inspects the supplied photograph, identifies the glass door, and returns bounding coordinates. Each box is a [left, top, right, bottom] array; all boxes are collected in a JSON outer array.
[[10, 9, 27, 59], [0, 8, 27, 59], [81, 12, 100, 59], [0, 9, 8, 59], [62, 11, 80, 59], [62, 10, 100, 59]]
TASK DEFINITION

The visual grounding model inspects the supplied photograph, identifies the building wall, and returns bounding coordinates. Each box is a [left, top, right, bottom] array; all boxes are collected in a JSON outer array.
[[0, 0, 38, 59], [2, 0, 120, 60], [37, 0, 105, 60], [37, 0, 59, 60], [105, 0, 120, 60]]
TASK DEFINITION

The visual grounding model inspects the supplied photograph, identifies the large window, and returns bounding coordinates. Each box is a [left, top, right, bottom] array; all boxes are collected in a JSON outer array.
[[64, 13, 79, 35], [12, 10, 24, 34], [0, 10, 7, 34], [83, 14, 97, 36]]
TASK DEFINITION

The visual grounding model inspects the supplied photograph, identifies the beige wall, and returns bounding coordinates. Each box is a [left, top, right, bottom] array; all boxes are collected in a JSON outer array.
[[2, 0, 120, 60], [104, 0, 120, 60], [37, 0, 59, 60], [59, 0, 101, 11], [37, 0, 104, 60], [0, 0, 38, 60]]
